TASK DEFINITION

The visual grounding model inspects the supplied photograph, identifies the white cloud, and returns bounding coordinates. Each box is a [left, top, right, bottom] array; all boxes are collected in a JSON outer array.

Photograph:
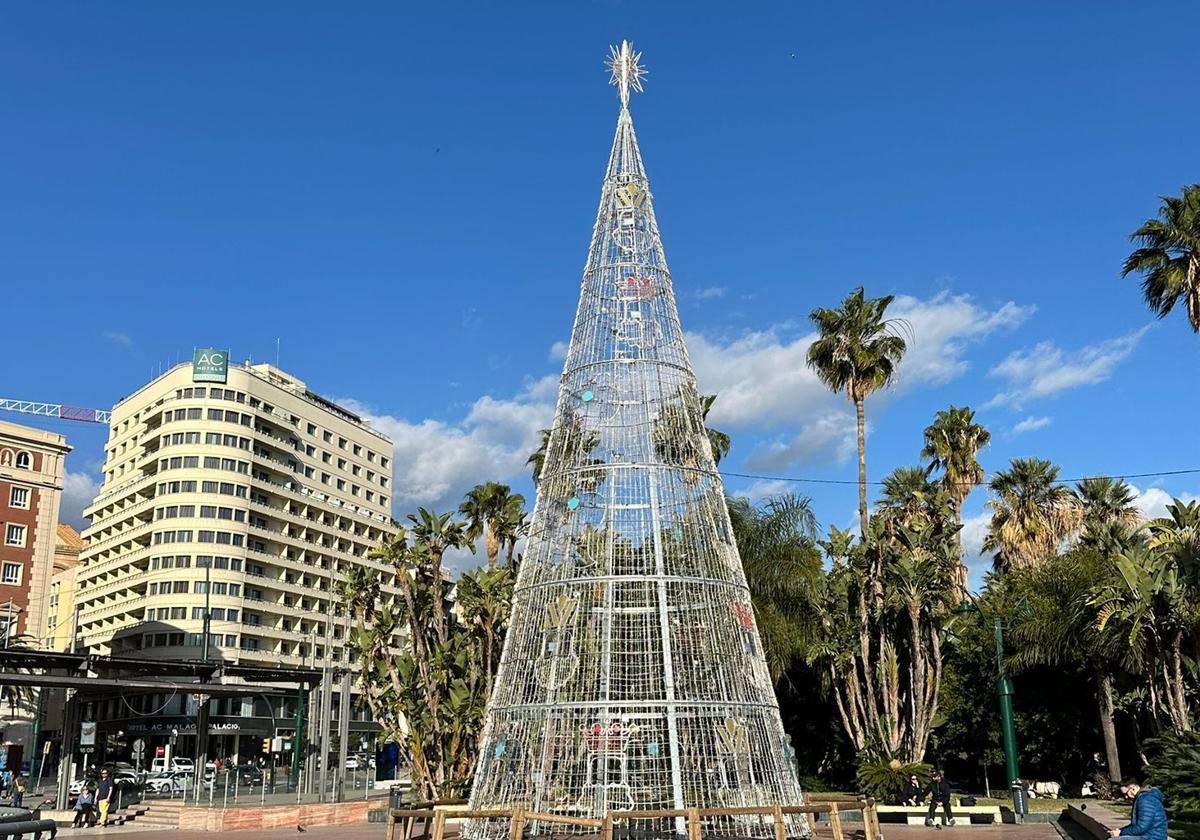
[[959, 510, 994, 592], [1011, 415, 1052, 435], [61, 470, 101, 529], [731, 478, 796, 502], [744, 408, 857, 471], [1130, 485, 1199, 521], [986, 326, 1151, 410], [693, 286, 728, 301], [889, 293, 1034, 386], [548, 340, 569, 362], [342, 376, 556, 515], [688, 291, 1030, 433], [103, 331, 132, 349]]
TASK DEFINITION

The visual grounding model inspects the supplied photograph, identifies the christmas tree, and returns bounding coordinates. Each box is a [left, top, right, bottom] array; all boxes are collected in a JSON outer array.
[[467, 42, 807, 838]]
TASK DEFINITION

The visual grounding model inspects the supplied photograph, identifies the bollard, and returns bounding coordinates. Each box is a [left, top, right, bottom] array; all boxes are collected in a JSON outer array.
[[223, 771, 229, 809], [296, 769, 303, 805], [261, 777, 266, 806]]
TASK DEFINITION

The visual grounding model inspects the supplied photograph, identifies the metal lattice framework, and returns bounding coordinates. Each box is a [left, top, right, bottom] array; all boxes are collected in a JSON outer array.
[[466, 43, 807, 839]]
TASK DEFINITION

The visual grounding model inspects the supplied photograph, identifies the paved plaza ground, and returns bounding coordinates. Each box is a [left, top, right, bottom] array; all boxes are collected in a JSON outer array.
[[62, 821, 1068, 840]]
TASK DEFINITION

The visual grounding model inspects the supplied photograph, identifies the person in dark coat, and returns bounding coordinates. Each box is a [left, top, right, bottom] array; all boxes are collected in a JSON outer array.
[[902, 775, 923, 806], [1110, 778, 1168, 840], [925, 771, 955, 826]]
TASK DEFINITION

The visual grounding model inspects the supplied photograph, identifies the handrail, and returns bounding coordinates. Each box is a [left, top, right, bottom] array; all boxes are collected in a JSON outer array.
[[385, 796, 881, 840]]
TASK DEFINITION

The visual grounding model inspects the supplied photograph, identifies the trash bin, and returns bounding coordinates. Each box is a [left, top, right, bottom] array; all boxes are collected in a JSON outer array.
[[1011, 782, 1028, 819], [389, 785, 406, 810]]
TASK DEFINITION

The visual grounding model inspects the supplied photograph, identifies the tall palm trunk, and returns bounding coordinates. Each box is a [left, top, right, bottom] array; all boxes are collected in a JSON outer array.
[[951, 496, 968, 595], [1169, 631, 1192, 731], [485, 528, 499, 569], [1097, 673, 1122, 782], [854, 396, 868, 537]]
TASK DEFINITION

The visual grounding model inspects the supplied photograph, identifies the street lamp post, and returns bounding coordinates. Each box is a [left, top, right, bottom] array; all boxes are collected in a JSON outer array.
[[201, 559, 212, 662], [993, 618, 1020, 790], [957, 600, 1021, 799]]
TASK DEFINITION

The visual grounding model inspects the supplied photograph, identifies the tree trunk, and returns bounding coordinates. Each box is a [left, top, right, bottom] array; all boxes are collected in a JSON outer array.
[[1097, 672, 1122, 783], [1186, 254, 1199, 333], [485, 528, 499, 569], [854, 396, 869, 537], [1170, 631, 1192, 731], [953, 500, 968, 597]]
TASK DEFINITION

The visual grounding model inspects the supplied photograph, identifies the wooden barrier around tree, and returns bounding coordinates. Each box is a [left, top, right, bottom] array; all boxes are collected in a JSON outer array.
[[386, 796, 881, 840]]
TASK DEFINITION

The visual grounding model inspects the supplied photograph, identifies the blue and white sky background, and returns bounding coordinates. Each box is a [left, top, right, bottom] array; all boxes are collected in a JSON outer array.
[[3, 2, 1198, 588]]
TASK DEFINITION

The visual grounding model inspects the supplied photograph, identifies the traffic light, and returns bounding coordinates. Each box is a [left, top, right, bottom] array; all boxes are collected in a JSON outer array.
[[261, 738, 271, 754]]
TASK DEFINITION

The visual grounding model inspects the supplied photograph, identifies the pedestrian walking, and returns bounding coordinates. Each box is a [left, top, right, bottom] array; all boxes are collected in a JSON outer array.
[[74, 785, 95, 828], [97, 768, 116, 826], [12, 774, 26, 808], [925, 770, 955, 827], [1110, 777, 1168, 840]]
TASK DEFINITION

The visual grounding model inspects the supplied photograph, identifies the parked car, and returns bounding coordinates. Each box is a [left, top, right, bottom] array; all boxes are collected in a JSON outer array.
[[344, 756, 360, 770], [232, 764, 263, 785], [150, 756, 194, 774], [144, 771, 188, 795]]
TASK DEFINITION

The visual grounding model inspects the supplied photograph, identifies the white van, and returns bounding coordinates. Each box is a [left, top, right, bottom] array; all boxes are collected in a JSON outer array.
[[150, 756, 195, 773]]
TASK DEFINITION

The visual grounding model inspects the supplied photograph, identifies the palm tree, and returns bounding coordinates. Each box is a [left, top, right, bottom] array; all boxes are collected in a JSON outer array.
[[726, 494, 822, 681], [922, 406, 990, 579], [1075, 476, 1141, 548], [455, 566, 514, 697], [983, 458, 1081, 572], [878, 466, 935, 512], [459, 483, 526, 569], [526, 428, 552, 485], [495, 493, 528, 568], [807, 287, 907, 536], [1121, 184, 1200, 332], [700, 394, 731, 466], [1009, 551, 1128, 782], [407, 508, 473, 646]]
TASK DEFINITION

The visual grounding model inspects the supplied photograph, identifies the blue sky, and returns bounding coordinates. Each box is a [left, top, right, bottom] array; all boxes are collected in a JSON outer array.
[[3, 2, 1197, 587]]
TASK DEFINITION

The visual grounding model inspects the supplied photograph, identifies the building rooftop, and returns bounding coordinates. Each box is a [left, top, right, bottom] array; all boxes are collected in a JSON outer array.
[[109, 360, 390, 444], [56, 524, 85, 551], [0, 418, 71, 450]]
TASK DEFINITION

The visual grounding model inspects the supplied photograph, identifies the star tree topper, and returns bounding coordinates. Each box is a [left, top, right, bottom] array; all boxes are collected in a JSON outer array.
[[607, 40, 646, 107]]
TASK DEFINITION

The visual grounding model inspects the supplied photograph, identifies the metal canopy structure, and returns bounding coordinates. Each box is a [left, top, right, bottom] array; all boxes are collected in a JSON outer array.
[[467, 43, 806, 839], [0, 649, 326, 686]]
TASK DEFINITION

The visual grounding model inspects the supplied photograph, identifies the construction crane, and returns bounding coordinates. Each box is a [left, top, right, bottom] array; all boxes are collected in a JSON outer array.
[[0, 399, 111, 425]]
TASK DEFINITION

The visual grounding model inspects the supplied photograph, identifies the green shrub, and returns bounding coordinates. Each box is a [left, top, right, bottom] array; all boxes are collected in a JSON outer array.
[[856, 758, 932, 803], [1145, 730, 1200, 811]]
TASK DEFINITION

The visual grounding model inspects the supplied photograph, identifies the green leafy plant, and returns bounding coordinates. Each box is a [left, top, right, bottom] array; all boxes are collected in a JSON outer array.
[[1145, 730, 1200, 810], [855, 757, 932, 803]]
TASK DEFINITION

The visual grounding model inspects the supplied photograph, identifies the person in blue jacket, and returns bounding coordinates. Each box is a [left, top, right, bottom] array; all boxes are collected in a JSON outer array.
[[1109, 777, 1168, 840]]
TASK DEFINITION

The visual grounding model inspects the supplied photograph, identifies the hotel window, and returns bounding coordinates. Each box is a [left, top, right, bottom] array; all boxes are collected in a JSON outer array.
[[14, 452, 31, 469], [5, 524, 26, 547], [9, 487, 30, 509], [1, 563, 21, 584]]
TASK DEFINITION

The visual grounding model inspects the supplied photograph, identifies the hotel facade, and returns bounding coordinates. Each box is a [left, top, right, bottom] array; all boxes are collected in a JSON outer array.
[[74, 353, 400, 759]]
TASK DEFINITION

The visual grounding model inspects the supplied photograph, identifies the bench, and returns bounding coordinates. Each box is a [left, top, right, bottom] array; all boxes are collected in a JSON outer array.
[[1064, 803, 1125, 839], [877, 803, 1004, 826]]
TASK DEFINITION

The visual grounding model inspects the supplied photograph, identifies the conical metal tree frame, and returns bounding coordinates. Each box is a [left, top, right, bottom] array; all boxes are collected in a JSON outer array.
[[467, 43, 807, 839]]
